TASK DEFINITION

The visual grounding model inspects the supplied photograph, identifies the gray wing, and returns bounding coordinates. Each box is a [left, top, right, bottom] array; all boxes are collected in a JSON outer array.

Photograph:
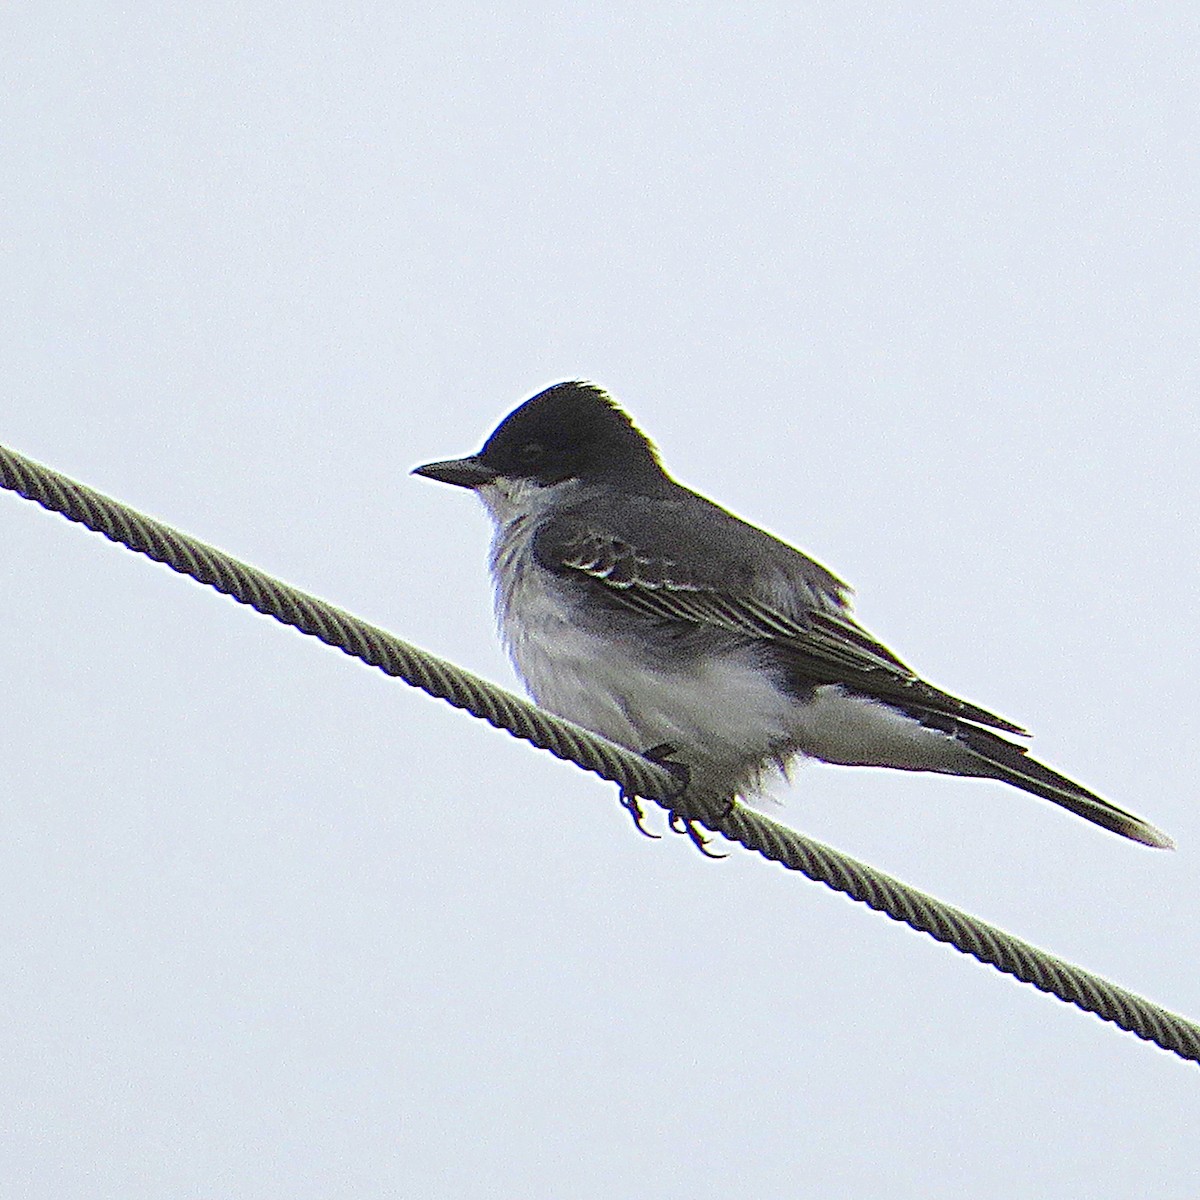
[[533, 495, 1177, 850], [534, 502, 1027, 737]]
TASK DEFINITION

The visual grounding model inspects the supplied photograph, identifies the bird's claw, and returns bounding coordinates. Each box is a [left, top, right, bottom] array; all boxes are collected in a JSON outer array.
[[618, 789, 661, 840], [668, 810, 728, 859], [620, 744, 728, 858]]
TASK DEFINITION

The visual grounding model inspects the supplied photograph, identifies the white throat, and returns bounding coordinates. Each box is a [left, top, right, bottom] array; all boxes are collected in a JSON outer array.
[[475, 475, 580, 528]]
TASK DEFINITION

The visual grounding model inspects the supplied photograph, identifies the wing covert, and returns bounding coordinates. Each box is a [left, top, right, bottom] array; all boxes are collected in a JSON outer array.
[[534, 517, 1026, 736]]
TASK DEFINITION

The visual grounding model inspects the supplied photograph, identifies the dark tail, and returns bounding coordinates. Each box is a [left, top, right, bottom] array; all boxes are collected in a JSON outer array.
[[954, 725, 1174, 849]]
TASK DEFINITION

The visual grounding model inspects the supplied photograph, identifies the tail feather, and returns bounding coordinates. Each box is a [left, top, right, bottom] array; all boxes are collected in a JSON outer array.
[[954, 725, 1174, 850]]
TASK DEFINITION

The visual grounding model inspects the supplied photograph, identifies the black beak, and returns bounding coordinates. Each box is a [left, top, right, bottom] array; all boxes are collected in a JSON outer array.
[[411, 456, 499, 490]]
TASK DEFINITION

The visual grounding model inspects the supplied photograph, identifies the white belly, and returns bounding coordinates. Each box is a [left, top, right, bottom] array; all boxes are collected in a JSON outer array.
[[488, 502, 979, 799], [498, 565, 797, 798]]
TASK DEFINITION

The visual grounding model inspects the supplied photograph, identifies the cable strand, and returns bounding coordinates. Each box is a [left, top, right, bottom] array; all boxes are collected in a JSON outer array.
[[2, 440, 1196, 1065]]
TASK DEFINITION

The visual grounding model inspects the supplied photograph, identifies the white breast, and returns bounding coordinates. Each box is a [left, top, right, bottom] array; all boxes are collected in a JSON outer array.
[[487, 498, 797, 799], [481, 478, 981, 800]]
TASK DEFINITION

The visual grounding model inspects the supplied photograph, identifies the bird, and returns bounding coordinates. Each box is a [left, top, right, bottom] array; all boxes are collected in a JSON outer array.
[[413, 380, 1173, 850]]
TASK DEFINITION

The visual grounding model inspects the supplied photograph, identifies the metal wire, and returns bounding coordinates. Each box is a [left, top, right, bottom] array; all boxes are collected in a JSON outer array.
[[2, 440, 1196, 1066]]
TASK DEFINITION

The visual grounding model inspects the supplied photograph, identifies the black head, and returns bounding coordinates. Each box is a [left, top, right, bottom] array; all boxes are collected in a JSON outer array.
[[413, 381, 664, 490]]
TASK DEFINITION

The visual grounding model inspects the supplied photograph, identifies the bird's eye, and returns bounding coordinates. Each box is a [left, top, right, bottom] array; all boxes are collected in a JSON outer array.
[[518, 442, 545, 463]]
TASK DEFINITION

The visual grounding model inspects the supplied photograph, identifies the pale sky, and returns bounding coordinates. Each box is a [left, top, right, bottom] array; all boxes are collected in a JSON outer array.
[[3, 5, 1199, 1197]]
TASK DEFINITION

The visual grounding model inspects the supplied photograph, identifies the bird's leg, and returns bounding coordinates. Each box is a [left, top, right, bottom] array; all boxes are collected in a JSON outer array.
[[617, 742, 688, 840], [639, 743, 729, 860], [641, 742, 690, 800], [621, 744, 727, 858], [619, 739, 686, 835]]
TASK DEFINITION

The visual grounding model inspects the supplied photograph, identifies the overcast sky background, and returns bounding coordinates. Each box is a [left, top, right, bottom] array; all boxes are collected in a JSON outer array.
[[3, 5, 1199, 1197]]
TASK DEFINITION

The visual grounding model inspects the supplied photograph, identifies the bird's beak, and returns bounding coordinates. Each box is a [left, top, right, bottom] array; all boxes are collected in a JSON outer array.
[[411, 455, 500, 490]]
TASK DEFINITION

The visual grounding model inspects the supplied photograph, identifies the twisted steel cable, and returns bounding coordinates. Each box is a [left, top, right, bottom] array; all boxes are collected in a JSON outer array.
[[2, 440, 1197, 1066]]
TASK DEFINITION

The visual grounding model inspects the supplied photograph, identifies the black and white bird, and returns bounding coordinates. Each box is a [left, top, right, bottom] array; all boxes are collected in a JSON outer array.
[[414, 381, 1172, 849]]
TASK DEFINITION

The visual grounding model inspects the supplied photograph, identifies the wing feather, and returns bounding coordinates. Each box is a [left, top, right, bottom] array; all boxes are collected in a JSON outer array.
[[538, 520, 1027, 736]]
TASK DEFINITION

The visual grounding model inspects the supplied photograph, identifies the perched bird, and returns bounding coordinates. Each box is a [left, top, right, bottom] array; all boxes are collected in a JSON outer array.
[[414, 381, 1172, 849]]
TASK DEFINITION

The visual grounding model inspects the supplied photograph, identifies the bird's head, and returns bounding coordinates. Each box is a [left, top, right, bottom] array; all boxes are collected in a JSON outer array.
[[413, 381, 663, 504]]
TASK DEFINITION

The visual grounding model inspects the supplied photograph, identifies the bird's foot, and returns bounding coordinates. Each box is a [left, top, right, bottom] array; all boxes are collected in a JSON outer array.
[[667, 810, 727, 859], [617, 789, 661, 840], [623, 744, 728, 858], [617, 742, 687, 839]]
